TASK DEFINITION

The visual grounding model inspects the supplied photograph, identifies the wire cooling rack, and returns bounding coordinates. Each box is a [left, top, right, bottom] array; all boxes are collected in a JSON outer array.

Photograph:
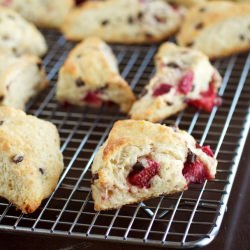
[[0, 29, 250, 249]]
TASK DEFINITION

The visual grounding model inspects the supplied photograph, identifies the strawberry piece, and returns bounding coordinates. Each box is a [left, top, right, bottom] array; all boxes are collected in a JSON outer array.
[[177, 71, 194, 94], [128, 159, 160, 188], [182, 160, 211, 184], [188, 83, 221, 112], [196, 143, 214, 157], [83, 91, 102, 106], [2, 0, 12, 6], [152, 83, 172, 97]]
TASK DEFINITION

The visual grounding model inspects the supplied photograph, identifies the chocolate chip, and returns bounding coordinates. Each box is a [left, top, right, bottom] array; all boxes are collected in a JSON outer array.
[[137, 12, 144, 20], [186, 42, 194, 47], [0, 120, 4, 126], [101, 20, 109, 26], [39, 168, 44, 175], [186, 149, 197, 164], [76, 54, 82, 58], [91, 173, 99, 184], [166, 101, 173, 106], [2, 35, 9, 40], [199, 7, 206, 12], [99, 84, 108, 92], [37, 61, 42, 70], [138, 88, 147, 98], [0, 95, 4, 102], [75, 0, 85, 6], [239, 34, 245, 41], [145, 33, 153, 39], [154, 15, 166, 23], [12, 155, 24, 164], [132, 161, 144, 172], [128, 16, 134, 24], [166, 62, 179, 69], [195, 22, 204, 30], [75, 78, 85, 87]]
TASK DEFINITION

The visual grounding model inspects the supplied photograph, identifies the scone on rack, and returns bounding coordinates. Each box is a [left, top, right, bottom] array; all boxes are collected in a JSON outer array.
[[129, 42, 222, 122], [91, 120, 217, 211], [0, 106, 64, 213], [0, 51, 48, 110], [61, 0, 185, 43], [0, 0, 74, 29], [56, 37, 136, 113], [177, 1, 250, 59], [0, 6, 47, 56]]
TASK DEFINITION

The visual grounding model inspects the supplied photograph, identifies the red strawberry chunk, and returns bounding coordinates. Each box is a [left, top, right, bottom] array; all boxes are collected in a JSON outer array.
[[182, 160, 211, 184], [83, 91, 102, 106], [188, 83, 221, 112], [153, 83, 172, 97], [2, 0, 12, 6], [201, 145, 214, 157], [128, 159, 160, 188], [177, 71, 194, 94]]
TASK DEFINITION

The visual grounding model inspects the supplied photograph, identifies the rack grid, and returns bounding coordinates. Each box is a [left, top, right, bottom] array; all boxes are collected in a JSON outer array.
[[0, 29, 250, 248]]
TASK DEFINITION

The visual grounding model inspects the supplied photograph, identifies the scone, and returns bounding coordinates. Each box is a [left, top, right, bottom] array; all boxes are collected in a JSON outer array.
[[0, 106, 64, 213], [129, 42, 222, 122], [176, 1, 250, 59], [91, 120, 217, 211], [0, 7, 47, 56], [0, 51, 48, 110], [56, 37, 136, 113], [0, 0, 74, 28], [61, 0, 185, 43]]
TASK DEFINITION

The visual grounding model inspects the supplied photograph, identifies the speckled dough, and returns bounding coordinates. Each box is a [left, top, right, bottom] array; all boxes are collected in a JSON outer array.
[[0, 51, 48, 110], [0, 7, 47, 56], [129, 42, 221, 122], [0, 0, 74, 28], [56, 37, 136, 113], [91, 120, 217, 211], [177, 1, 250, 59], [62, 0, 185, 43], [0, 106, 64, 213]]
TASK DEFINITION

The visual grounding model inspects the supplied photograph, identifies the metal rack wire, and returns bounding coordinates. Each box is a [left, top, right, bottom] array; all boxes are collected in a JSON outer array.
[[0, 29, 250, 248]]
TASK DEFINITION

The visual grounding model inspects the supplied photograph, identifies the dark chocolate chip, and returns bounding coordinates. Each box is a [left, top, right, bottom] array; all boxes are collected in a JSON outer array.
[[239, 34, 245, 41], [186, 149, 197, 164], [166, 101, 173, 106], [37, 61, 43, 70], [0, 120, 4, 126], [91, 173, 99, 184], [101, 20, 109, 26], [2, 35, 9, 40], [137, 12, 144, 20], [186, 42, 194, 47], [12, 155, 24, 164], [39, 168, 44, 175], [199, 7, 206, 12], [195, 22, 204, 30], [75, 77, 85, 87], [75, 0, 85, 6], [76, 54, 82, 58], [145, 33, 153, 39], [99, 84, 108, 92], [166, 62, 179, 69], [154, 15, 166, 23], [128, 16, 134, 24], [0, 95, 4, 102], [138, 88, 147, 98], [132, 161, 144, 172]]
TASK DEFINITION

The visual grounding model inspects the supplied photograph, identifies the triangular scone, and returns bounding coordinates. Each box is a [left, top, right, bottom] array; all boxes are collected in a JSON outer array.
[[0, 51, 48, 110], [91, 120, 217, 211], [0, 0, 73, 28], [56, 37, 136, 113], [61, 0, 185, 43], [0, 106, 64, 213], [129, 42, 221, 122], [0, 7, 47, 56], [177, 1, 250, 59]]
